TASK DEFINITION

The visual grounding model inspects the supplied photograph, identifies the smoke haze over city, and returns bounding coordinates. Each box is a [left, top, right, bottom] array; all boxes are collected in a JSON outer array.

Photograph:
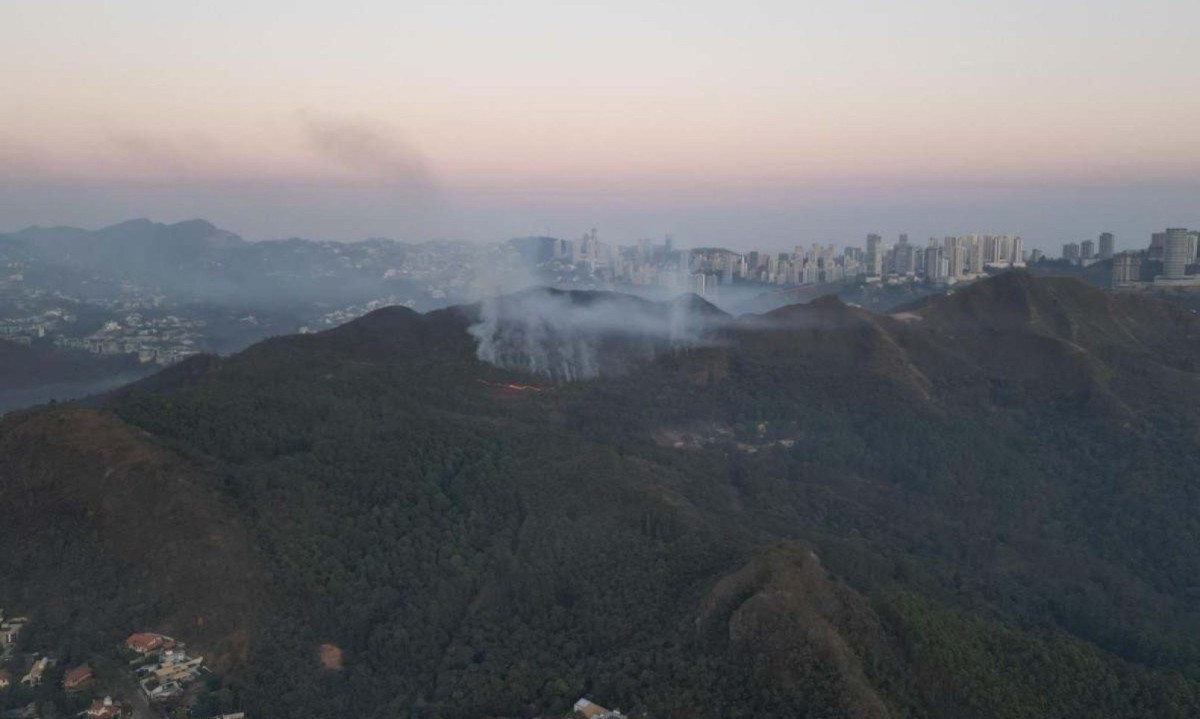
[[2, 1, 1198, 249]]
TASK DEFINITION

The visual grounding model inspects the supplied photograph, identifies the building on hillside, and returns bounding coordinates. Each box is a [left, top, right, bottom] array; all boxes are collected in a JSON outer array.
[[866, 234, 882, 277], [1112, 253, 1141, 287], [689, 272, 716, 298], [1156, 228, 1200, 285], [0, 615, 28, 647], [573, 698, 627, 719], [85, 696, 126, 719], [20, 656, 50, 686], [1149, 231, 1166, 260], [148, 681, 184, 701], [1099, 232, 1115, 259], [126, 632, 175, 655], [64, 663, 94, 691], [149, 654, 204, 684]]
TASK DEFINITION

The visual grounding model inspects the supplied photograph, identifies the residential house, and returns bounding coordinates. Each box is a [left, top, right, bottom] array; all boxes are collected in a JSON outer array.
[[125, 632, 175, 655], [148, 681, 183, 701], [0, 616, 27, 647], [85, 697, 125, 719], [573, 698, 627, 719], [20, 657, 49, 686], [150, 654, 203, 684], [63, 663, 94, 691]]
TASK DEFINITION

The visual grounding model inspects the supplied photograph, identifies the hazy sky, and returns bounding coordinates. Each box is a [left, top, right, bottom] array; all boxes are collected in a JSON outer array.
[[2, 0, 1197, 250]]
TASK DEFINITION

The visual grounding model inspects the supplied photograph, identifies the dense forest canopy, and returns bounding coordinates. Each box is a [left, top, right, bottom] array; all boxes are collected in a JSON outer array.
[[2, 271, 1200, 718]]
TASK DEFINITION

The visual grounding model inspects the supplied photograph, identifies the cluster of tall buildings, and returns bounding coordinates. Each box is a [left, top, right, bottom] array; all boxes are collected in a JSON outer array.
[[546, 231, 1025, 297], [1061, 229, 1200, 287], [878, 233, 1026, 281], [1061, 232, 1117, 264], [548, 230, 684, 288]]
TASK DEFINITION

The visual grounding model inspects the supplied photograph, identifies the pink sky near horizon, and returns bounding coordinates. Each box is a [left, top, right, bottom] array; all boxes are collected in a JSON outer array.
[[2, 0, 1198, 245]]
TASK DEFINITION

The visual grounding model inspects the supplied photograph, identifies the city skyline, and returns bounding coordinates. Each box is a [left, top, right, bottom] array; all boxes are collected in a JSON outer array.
[[0, 213, 1184, 260], [2, 1, 1199, 245]]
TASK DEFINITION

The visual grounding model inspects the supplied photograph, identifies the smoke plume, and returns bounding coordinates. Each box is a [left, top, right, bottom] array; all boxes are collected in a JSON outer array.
[[299, 112, 434, 192], [468, 288, 725, 381]]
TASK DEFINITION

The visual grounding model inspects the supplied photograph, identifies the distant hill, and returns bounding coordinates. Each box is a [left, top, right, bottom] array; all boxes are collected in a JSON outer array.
[[0, 218, 539, 315], [3, 271, 1200, 718], [8, 218, 244, 274]]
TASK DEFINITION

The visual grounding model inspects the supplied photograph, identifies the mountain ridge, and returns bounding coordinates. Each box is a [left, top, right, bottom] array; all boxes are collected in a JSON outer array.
[[3, 271, 1200, 718]]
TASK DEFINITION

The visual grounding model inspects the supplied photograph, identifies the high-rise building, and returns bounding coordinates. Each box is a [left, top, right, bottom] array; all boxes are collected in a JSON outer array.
[[943, 236, 965, 279], [924, 243, 943, 281], [1161, 228, 1191, 279], [1098, 232, 1115, 259], [1063, 242, 1081, 262], [690, 272, 715, 297], [1011, 236, 1025, 266], [893, 235, 915, 275], [866, 234, 882, 277], [1112, 253, 1140, 287], [1149, 232, 1166, 260], [1081, 240, 1096, 260]]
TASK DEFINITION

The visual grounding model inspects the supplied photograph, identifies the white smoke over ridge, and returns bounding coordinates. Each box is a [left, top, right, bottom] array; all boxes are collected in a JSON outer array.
[[468, 288, 724, 381]]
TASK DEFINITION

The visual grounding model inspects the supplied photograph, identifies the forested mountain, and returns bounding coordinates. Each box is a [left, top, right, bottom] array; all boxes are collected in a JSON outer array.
[[2, 272, 1200, 718]]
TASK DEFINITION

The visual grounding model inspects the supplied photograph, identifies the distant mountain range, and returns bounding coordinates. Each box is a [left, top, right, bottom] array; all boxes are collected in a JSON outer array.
[[0, 219, 548, 413], [0, 218, 519, 310], [3, 271, 1200, 718], [0, 218, 960, 416]]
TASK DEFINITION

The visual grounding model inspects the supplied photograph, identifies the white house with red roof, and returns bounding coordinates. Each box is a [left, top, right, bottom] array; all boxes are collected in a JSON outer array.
[[85, 696, 125, 719]]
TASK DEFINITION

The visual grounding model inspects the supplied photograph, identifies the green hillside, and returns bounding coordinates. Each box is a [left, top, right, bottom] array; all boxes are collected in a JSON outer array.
[[3, 272, 1200, 718]]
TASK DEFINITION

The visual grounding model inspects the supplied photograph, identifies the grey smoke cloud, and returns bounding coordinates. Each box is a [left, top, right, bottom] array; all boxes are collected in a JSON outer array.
[[299, 112, 435, 192], [468, 288, 725, 381]]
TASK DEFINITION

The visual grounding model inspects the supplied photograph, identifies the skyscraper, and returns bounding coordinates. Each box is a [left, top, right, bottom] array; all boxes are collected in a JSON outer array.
[[924, 243, 943, 281], [1081, 240, 1096, 260], [1161, 228, 1191, 279], [1112, 253, 1140, 287], [1149, 232, 1166, 260], [1098, 232, 1115, 259], [893, 234, 914, 275], [866, 234, 882, 277], [944, 236, 965, 280]]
